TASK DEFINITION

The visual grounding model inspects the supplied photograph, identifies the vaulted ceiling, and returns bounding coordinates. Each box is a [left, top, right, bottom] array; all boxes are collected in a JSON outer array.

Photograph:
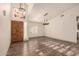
[[29, 3, 79, 23]]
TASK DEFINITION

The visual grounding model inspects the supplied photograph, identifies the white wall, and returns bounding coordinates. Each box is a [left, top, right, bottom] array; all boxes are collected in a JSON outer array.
[[45, 5, 79, 43], [0, 4, 11, 56], [24, 22, 28, 41], [28, 22, 44, 38]]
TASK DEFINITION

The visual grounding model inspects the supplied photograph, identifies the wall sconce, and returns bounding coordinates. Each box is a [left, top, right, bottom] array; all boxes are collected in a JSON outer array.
[[3, 10, 6, 16], [43, 13, 49, 25], [61, 14, 64, 17]]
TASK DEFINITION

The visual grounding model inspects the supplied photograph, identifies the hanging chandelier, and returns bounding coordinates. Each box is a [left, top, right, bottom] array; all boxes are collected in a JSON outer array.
[[13, 3, 26, 19], [19, 3, 25, 12]]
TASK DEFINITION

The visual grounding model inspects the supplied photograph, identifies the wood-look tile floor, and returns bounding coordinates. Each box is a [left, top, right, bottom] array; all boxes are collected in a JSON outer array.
[[7, 37, 79, 56]]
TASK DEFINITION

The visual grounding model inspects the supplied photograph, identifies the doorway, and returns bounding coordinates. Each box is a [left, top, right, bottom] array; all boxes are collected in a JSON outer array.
[[11, 20, 24, 43]]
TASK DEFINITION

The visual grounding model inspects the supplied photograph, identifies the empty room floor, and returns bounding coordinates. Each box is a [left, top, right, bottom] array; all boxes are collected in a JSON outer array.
[[7, 37, 79, 56]]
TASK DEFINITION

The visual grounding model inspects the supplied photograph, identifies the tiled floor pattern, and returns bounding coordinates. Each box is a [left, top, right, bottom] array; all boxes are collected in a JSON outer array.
[[39, 40, 79, 56], [7, 37, 79, 56]]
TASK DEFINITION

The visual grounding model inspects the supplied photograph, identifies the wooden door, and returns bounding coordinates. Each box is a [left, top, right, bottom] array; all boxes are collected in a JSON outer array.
[[11, 21, 23, 43]]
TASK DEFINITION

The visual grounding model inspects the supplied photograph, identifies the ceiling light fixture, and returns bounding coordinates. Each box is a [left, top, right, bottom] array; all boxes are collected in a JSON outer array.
[[13, 3, 26, 19], [19, 3, 25, 12]]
